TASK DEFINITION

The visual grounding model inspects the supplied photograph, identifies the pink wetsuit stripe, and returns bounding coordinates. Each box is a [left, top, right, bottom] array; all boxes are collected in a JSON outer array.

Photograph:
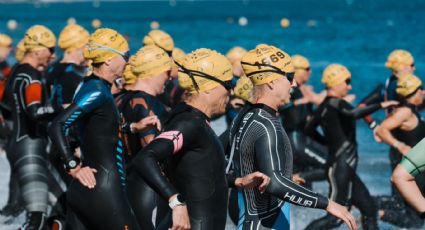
[[155, 131, 183, 154]]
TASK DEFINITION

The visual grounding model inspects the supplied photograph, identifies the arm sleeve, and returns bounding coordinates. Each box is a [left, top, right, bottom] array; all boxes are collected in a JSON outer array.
[[332, 99, 381, 119], [254, 131, 329, 209], [131, 119, 194, 200], [304, 112, 327, 145], [25, 81, 59, 121], [48, 86, 105, 165]]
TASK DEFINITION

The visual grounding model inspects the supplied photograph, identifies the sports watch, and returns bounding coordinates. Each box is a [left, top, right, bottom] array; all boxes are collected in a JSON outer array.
[[169, 194, 186, 209], [65, 157, 80, 172]]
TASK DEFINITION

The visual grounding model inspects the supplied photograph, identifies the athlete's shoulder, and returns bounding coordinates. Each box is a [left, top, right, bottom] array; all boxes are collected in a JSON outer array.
[[73, 77, 111, 110], [14, 64, 40, 81]]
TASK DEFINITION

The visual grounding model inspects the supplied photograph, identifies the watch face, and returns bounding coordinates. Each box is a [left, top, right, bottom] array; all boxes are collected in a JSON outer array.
[[177, 194, 186, 203], [69, 160, 77, 168]]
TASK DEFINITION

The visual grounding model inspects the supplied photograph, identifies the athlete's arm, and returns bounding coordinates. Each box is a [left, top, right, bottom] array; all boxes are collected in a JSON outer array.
[[304, 110, 327, 145], [254, 130, 329, 209], [24, 80, 59, 120], [49, 83, 105, 185], [376, 107, 412, 155]]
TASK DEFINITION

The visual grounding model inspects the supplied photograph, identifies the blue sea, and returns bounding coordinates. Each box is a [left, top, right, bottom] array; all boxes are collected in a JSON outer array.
[[1, 0, 425, 229]]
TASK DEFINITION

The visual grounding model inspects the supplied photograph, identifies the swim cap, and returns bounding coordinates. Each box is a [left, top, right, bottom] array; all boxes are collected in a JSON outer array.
[[123, 59, 137, 85], [178, 48, 233, 93], [131, 45, 172, 79], [385, 49, 414, 71], [58, 24, 89, 52], [226, 46, 247, 64], [0, 34, 12, 47], [15, 39, 25, 62], [322, 64, 351, 87], [172, 47, 186, 67], [234, 75, 254, 102], [396, 74, 422, 98], [241, 44, 294, 86], [24, 25, 56, 51], [83, 28, 129, 64], [143, 29, 174, 53], [292, 55, 310, 70]]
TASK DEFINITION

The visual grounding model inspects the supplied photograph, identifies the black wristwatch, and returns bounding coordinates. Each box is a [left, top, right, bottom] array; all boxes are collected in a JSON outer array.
[[65, 157, 80, 172], [169, 194, 186, 209]]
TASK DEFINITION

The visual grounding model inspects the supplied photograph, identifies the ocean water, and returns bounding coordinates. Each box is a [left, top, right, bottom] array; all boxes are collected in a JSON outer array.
[[0, 0, 424, 229]]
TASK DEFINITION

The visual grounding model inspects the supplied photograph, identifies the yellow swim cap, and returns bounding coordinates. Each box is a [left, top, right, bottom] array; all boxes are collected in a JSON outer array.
[[178, 48, 233, 93], [241, 44, 294, 86], [131, 45, 172, 79], [83, 28, 129, 64], [292, 55, 310, 70], [58, 24, 89, 52], [226, 46, 247, 64], [234, 75, 254, 102], [385, 49, 414, 71], [123, 59, 137, 85], [24, 25, 56, 51], [143, 29, 174, 53], [322, 64, 351, 87], [172, 47, 186, 67], [396, 74, 422, 98], [15, 39, 25, 62], [0, 34, 12, 47]]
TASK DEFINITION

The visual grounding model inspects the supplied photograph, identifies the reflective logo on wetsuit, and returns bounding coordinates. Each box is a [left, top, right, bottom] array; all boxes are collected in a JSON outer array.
[[284, 192, 313, 207]]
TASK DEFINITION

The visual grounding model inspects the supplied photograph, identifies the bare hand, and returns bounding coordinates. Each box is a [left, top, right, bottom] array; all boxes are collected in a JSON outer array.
[[235, 171, 271, 193], [230, 98, 245, 109], [381, 100, 399, 108], [326, 201, 357, 230], [133, 115, 161, 133], [69, 165, 97, 189], [373, 126, 382, 143], [170, 205, 190, 230], [397, 143, 411, 155], [292, 173, 306, 185]]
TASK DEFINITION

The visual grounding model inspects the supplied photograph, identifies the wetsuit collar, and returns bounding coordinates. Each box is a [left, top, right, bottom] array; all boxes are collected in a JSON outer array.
[[85, 74, 112, 88], [252, 103, 278, 116]]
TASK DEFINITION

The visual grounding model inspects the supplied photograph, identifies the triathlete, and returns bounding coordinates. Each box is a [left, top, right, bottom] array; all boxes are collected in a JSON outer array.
[[304, 63, 397, 230], [231, 44, 357, 230], [0, 34, 19, 218], [130, 48, 270, 230], [116, 45, 172, 229], [49, 24, 90, 108], [375, 74, 425, 228], [5, 25, 59, 230], [48, 28, 140, 229], [279, 54, 328, 186]]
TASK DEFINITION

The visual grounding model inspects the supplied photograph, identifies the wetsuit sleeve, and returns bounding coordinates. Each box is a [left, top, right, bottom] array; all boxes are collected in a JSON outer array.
[[49, 85, 106, 167], [304, 111, 327, 145], [400, 138, 425, 177], [254, 130, 329, 209], [24, 80, 59, 121], [331, 98, 381, 119], [131, 98, 157, 146], [131, 119, 195, 200]]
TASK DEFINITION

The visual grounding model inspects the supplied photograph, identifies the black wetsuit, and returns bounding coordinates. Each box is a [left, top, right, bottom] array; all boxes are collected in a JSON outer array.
[[48, 75, 139, 229], [159, 79, 184, 108], [49, 63, 85, 107], [5, 63, 59, 220], [379, 104, 425, 228], [304, 96, 380, 230], [279, 86, 328, 183], [229, 103, 328, 230], [115, 90, 170, 230], [130, 103, 228, 230]]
